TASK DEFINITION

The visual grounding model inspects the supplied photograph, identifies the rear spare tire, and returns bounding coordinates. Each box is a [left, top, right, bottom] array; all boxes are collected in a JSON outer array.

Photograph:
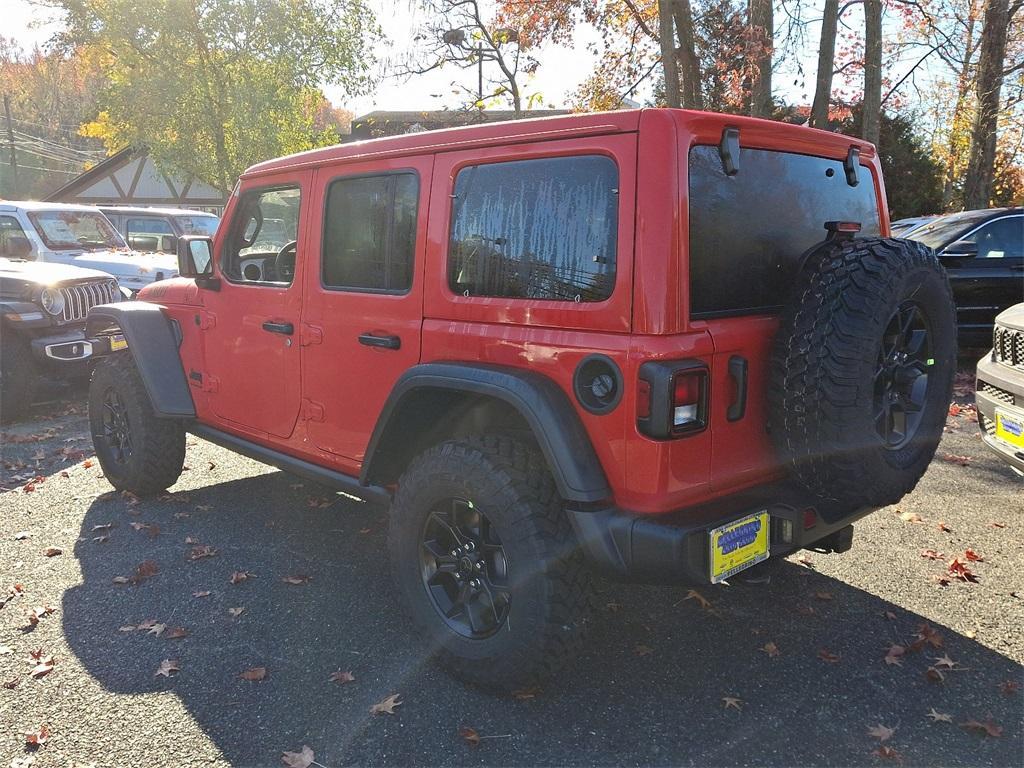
[[769, 237, 955, 511]]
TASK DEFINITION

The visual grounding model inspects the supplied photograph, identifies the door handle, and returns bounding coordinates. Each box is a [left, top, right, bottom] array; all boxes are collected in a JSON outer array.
[[358, 332, 401, 350], [727, 355, 748, 422], [262, 321, 294, 335]]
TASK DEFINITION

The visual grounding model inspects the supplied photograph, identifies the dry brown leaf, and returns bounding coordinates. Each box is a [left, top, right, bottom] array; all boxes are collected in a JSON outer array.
[[164, 626, 188, 640], [883, 644, 906, 667], [30, 657, 54, 678], [112, 576, 130, 585], [936, 521, 952, 533], [239, 666, 267, 681], [1000, 680, 1021, 696], [282, 575, 312, 585], [230, 570, 254, 584], [867, 724, 896, 742], [146, 623, 166, 637], [684, 589, 712, 609], [722, 696, 743, 710], [228, 607, 245, 618], [760, 642, 780, 658], [281, 746, 315, 768], [899, 511, 924, 524], [370, 693, 402, 715], [329, 670, 355, 684], [964, 548, 984, 562], [187, 545, 218, 561], [940, 453, 972, 466], [24, 724, 50, 745], [154, 659, 180, 678], [925, 666, 945, 683], [926, 708, 953, 723], [511, 686, 542, 700], [132, 560, 159, 584], [814, 591, 833, 601], [932, 654, 958, 669], [872, 745, 902, 761], [459, 726, 481, 746], [633, 643, 654, 656], [818, 648, 841, 663], [14, 531, 30, 540], [947, 558, 979, 583], [192, 590, 211, 598], [43, 547, 62, 557], [921, 549, 945, 560], [960, 719, 1003, 737]]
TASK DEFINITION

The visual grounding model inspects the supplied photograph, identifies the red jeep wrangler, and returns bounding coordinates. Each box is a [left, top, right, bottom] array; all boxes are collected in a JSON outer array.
[[84, 110, 955, 690]]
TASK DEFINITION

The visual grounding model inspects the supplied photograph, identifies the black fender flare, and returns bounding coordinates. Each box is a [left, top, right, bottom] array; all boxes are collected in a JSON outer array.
[[361, 362, 611, 505], [86, 302, 195, 418]]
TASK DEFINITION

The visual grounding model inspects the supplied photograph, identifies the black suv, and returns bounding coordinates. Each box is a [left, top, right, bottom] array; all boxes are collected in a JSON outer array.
[[0, 258, 122, 421], [907, 208, 1023, 346]]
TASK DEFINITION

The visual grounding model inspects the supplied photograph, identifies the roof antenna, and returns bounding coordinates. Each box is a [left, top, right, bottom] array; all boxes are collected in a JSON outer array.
[[718, 127, 740, 176]]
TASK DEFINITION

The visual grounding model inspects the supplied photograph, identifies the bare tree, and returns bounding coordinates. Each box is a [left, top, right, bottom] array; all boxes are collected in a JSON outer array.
[[672, 0, 704, 108], [748, 0, 774, 116], [401, 0, 535, 115], [658, 0, 682, 107], [862, 0, 883, 145], [964, 0, 1014, 207], [809, 0, 838, 128]]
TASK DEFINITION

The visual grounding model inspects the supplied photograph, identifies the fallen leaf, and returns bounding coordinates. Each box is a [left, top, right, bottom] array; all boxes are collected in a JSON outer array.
[[230, 570, 255, 584], [947, 558, 979, 583], [146, 623, 166, 637], [458, 726, 480, 746], [192, 590, 211, 598], [129, 521, 159, 538], [872, 745, 902, 761], [118, 625, 136, 632], [722, 696, 743, 710], [605, 601, 622, 612], [883, 644, 905, 667], [794, 553, 814, 567], [899, 511, 924, 524], [154, 659, 179, 677], [988, 521, 1006, 529], [960, 719, 1003, 737], [0, 644, 12, 655], [240, 666, 267, 681], [936, 521, 952, 533], [999, 680, 1021, 696], [933, 654, 958, 669], [187, 545, 218, 561], [3, 678, 18, 689], [815, 591, 833, 601], [228, 607, 245, 618], [926, 708, 953, 723], [370, 693, 402, 715], [867, 724, 895, 742], [131, 560, 159, 584], [112, 576, 130, 585], [920, 549, 944, 560], [43, 547, 62, 557], [684, 589, 711, 609], [940, 453, 972, 466], [281, 746, 315, 768], [633, 643, 654, 656], [931, 574, 951, 587], [93, 534, 109, 544], [30, 657, 54, 678], [14, 531, 30, 540], [164, 626, 188, 639], [511, 686, 542, 700], [760, 642, 780, 658], [925, 666, 945, 683], [329, 670, 355, 684], [24, 724, 50, 746], [818, 648, 841, 663], [964, 548, 984, 562], [912, 624, 945, 650], [282, 575, 312, 585]]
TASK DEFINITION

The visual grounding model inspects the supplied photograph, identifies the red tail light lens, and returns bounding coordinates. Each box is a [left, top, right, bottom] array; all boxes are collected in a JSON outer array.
[[672, 371, 704, 430], [637, 361, 708, 439]]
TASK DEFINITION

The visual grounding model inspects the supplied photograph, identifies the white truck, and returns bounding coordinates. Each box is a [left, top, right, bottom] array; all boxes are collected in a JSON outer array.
[[0, 201, 178, 293]]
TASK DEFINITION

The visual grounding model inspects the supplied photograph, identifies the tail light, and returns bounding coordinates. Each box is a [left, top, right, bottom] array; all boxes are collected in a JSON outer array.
[[637, 361, 708, 439]]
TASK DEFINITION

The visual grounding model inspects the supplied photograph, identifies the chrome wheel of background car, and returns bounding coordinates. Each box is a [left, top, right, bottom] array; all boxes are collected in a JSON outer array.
[[874, 301, 932, 450], [101, 388, 133, 464], [419, 498, 511, 639]]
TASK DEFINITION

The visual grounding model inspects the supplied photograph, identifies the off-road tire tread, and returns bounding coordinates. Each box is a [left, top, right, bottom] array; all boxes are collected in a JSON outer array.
[[769, 237, 955, 509], [389, 434, 593, 691], [90, 353, 185, 496]]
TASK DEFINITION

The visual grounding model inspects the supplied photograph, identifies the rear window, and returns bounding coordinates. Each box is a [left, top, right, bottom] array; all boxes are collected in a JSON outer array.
[[448, 155, 618, 302], [688, 145, 881, 318]]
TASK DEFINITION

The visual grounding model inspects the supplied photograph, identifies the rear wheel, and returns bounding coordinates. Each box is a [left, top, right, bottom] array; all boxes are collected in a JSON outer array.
[[89, 354, 185, 496], [388, 435, 591, 691], [0, 333, 37, 423]]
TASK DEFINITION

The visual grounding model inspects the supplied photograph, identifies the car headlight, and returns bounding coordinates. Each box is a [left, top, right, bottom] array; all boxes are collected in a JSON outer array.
[[39, 287, 65, 316]]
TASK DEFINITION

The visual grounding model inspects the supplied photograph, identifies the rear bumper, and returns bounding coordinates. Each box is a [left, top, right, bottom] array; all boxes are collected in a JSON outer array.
[[567, 484, 876, 584], [976, 353, 1024, 474]]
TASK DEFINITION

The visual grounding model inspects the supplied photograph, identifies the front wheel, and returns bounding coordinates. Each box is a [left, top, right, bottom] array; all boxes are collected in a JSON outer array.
[[89, 354, 185, 496], [388, 435, 592, 691]]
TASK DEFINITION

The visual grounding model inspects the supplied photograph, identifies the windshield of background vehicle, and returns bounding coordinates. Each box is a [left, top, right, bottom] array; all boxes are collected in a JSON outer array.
[[177, 216, 219, 236], [907, 210, 993, 249], [28, 210, 128, 251]]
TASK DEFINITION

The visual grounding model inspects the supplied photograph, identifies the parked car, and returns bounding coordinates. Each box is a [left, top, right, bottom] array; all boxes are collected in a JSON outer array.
[[99, 205, 220, 255], [905, 208, 1023, 346], [0, 201, 179, 293], [976, 303, 1024, 475], [80, 109, 956, 690], [0, 257, 122, 421], [889, 214, 935, 237]]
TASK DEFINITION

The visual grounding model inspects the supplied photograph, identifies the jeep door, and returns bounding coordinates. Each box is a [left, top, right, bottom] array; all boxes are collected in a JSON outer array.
[[200, 173, 310, 438], [299, 156, 431, 460]]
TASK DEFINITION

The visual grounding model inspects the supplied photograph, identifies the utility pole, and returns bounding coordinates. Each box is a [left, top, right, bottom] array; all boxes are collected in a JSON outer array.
[[3, 94, 18, 199]]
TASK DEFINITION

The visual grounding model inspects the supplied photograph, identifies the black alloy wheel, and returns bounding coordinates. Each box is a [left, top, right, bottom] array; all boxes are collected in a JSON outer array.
[[100, 388, 134, 463], [873, 300, 932, 450], [420, 497, 511, 639]]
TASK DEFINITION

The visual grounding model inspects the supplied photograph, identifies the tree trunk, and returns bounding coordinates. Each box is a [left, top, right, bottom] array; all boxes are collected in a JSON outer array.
[[672, 0, 704, 109], [862, 0, 883, 146], [658, 0, 682, 108], [941, 7, 978, 209], [809, 0, 838, 128], [747, 0, 774, 116], [964, 0, 1010, 209]]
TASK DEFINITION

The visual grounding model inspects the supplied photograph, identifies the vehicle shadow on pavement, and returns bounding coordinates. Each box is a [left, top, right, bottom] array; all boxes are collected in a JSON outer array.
[[62, 470, 1022, 768]]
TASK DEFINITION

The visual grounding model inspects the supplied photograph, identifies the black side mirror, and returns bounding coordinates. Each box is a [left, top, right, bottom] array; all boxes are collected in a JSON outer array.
[[161, 234, 177, 254], [176, 236, 219, 289], [943, 239, 979, 258]]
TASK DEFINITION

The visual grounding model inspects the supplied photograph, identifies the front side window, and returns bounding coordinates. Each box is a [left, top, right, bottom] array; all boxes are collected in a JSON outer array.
[[448, 155, 618, 302], [961, 216, 1023, 259], [322, 173, 418, 292], [176, 215, 219, 236], [27, 210, 127, 252], [0, 215, 32, 258], [126, 217, 175, 253], [224, 186, 301, 285]]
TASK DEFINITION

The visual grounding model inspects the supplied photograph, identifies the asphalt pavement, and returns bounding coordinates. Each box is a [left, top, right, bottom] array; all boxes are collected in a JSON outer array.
[[1, 387, 1022, 768]]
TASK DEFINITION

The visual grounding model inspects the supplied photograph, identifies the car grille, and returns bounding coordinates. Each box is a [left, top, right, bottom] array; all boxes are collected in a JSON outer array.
[[60, 279, 119, 324], [978, 412, 996, 436], [993, 325, 1024, 371], [979, 382, 1015, 406]]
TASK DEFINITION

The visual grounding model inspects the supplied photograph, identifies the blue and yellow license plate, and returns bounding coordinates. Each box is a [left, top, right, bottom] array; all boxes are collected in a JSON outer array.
[[995, 409, 1024, 449], [109, 334, 128, 352], [709, 511, 769, 584]]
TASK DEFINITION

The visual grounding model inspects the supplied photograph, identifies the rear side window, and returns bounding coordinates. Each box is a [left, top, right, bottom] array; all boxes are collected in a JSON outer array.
[[448, 155, 618, 302], [322, 173, 418, 292], [688, 145, 881, 318]]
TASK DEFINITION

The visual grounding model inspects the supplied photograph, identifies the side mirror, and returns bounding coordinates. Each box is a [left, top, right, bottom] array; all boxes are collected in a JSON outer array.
[[943, 240, 979, 258], [6, 235, 33, 259], [176, 236, 219, 290], [161, 234, 177, 254]]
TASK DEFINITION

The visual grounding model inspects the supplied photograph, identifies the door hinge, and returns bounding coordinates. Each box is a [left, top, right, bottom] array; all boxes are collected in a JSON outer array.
[[300, 324, 323, 346], [302, 398, 325, 422], [201, 373, 220, 393], [195, 311, 216, 330]]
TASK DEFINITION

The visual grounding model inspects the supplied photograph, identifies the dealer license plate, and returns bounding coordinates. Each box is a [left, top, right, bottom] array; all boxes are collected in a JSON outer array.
[[109, 335, 128, 352], [709, 511, 769, 584], [995, 409, 1024, 449]]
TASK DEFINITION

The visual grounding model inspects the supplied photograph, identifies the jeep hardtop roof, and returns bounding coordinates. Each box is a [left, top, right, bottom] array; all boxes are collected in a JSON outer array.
[[97, 205, 218, 218], [0, 200, 106, 214], [244, 108, 878, 180]]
